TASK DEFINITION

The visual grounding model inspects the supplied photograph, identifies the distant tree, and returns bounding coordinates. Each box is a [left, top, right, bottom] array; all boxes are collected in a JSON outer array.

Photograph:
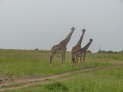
[[34, 48, 39, 51], [119, 50, 123, 53], [107, 50, 114, 53], [87, 50, 92, 54], [97, 50, 115, 54], [98, 49, 106, 53]]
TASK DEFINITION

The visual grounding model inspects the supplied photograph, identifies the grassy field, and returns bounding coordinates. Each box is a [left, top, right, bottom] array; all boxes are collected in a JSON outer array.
[[3, 66, 123, 92], [0, 49, 118, 77], [0, 49, 123, 92]]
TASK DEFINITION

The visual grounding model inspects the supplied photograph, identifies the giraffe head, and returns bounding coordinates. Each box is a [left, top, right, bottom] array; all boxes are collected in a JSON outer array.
[[89, 38, 93, 42], [82, 29, 86, 33], [71, 27, 75, 32]]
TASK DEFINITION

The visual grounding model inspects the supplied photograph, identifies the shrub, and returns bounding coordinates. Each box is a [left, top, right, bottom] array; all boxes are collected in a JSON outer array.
[[45, 82, 69, 92]]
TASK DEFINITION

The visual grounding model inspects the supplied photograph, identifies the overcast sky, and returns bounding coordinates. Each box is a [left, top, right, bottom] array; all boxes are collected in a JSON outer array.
[[0, 0, 123, 52]]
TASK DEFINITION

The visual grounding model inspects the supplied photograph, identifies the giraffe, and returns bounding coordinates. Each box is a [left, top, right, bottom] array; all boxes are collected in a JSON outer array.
[[72, 29, 86, 64], [50, 27, 75, 64], [72, 38, 93, 64]]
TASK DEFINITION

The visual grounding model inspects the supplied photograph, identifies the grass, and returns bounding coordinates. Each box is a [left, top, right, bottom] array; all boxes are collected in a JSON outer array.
[[45, 82, 69, 92], [2, 64, 123, 92], [0, 49, 123, 92], [0, 49, 118, 77]]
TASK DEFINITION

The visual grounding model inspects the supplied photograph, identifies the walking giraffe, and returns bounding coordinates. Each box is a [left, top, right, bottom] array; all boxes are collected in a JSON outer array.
[[72, 29, 86, 64], [50, 27, 75, 64], [72, 38, 93, 64]]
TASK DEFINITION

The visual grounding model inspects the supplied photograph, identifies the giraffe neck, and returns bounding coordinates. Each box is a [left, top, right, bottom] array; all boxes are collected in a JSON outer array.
[[62, 30, 74, 46], [76, 31, 85, 46], [82, 41, 92, 50]]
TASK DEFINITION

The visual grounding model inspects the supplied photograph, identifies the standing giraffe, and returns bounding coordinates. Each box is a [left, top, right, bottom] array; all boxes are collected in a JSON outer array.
[[50, 27, 75, 64], [72, 29, 86, 64], [72, 38, 93, 64]]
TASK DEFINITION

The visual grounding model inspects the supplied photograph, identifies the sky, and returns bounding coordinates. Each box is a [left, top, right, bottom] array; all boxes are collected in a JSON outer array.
[[0, 0, 123, 52]]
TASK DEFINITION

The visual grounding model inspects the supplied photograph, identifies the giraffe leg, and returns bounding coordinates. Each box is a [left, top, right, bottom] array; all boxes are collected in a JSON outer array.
[[71, 52, 75, 64], [80, 54, 84, 64], [50, 55, 53, 64], [50, 56, 52, 64], [76, 56, 79, 64], [61, 55, 64, 64], [83, 52, 86, 62], [63, 49, 66, 62], [61, 52, 65, 64], [63, 51, 66, 62], [50, 52, 55, 64], [74, 56, 77, 64], [80, 55, 82, 64], [72, 53, 75, 64]]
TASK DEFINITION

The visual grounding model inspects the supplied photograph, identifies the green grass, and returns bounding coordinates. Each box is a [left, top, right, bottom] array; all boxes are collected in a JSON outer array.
[[0, 49, 119, 77], [0, 49, 123, 92], [2, 65, 123, 92]]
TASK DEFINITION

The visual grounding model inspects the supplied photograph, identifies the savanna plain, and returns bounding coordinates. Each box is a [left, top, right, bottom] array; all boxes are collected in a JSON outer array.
[[0, 49, 122, 92]]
